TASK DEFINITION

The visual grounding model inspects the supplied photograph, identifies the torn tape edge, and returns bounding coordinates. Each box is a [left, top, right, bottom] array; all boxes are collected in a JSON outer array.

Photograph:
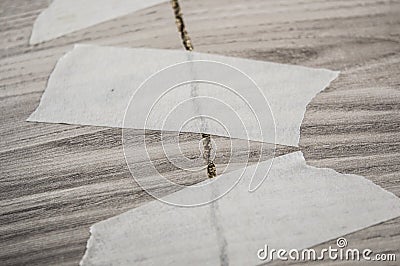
[[26, 43, 340, 148], [79, 150, 400, 265]]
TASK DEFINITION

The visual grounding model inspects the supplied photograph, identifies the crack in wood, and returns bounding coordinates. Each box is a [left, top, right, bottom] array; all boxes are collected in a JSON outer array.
[[170, 0, 216, 179]]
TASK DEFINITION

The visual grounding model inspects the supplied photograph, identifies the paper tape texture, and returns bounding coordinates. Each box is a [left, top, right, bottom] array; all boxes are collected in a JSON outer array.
[[80, 151, 400, 266], [30, 0, 168, 44], [28, 44, 338, 147]]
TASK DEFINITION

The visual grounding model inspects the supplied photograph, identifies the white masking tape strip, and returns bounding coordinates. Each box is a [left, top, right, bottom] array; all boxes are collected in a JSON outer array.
[[30, 0, 168, 44], [28, 44, 338, 147], [80, 151, 400, 266]]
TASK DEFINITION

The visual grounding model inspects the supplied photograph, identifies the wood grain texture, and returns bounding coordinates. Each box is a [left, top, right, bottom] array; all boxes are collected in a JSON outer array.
[[0, 0, 399, 265]]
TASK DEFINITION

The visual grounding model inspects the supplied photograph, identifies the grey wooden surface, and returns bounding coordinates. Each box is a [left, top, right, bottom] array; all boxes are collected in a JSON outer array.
[[1, 0, 400, 265]]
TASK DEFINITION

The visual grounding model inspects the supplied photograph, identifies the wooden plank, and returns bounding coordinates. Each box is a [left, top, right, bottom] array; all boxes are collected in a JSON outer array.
[[0, 0, 399, 265]]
